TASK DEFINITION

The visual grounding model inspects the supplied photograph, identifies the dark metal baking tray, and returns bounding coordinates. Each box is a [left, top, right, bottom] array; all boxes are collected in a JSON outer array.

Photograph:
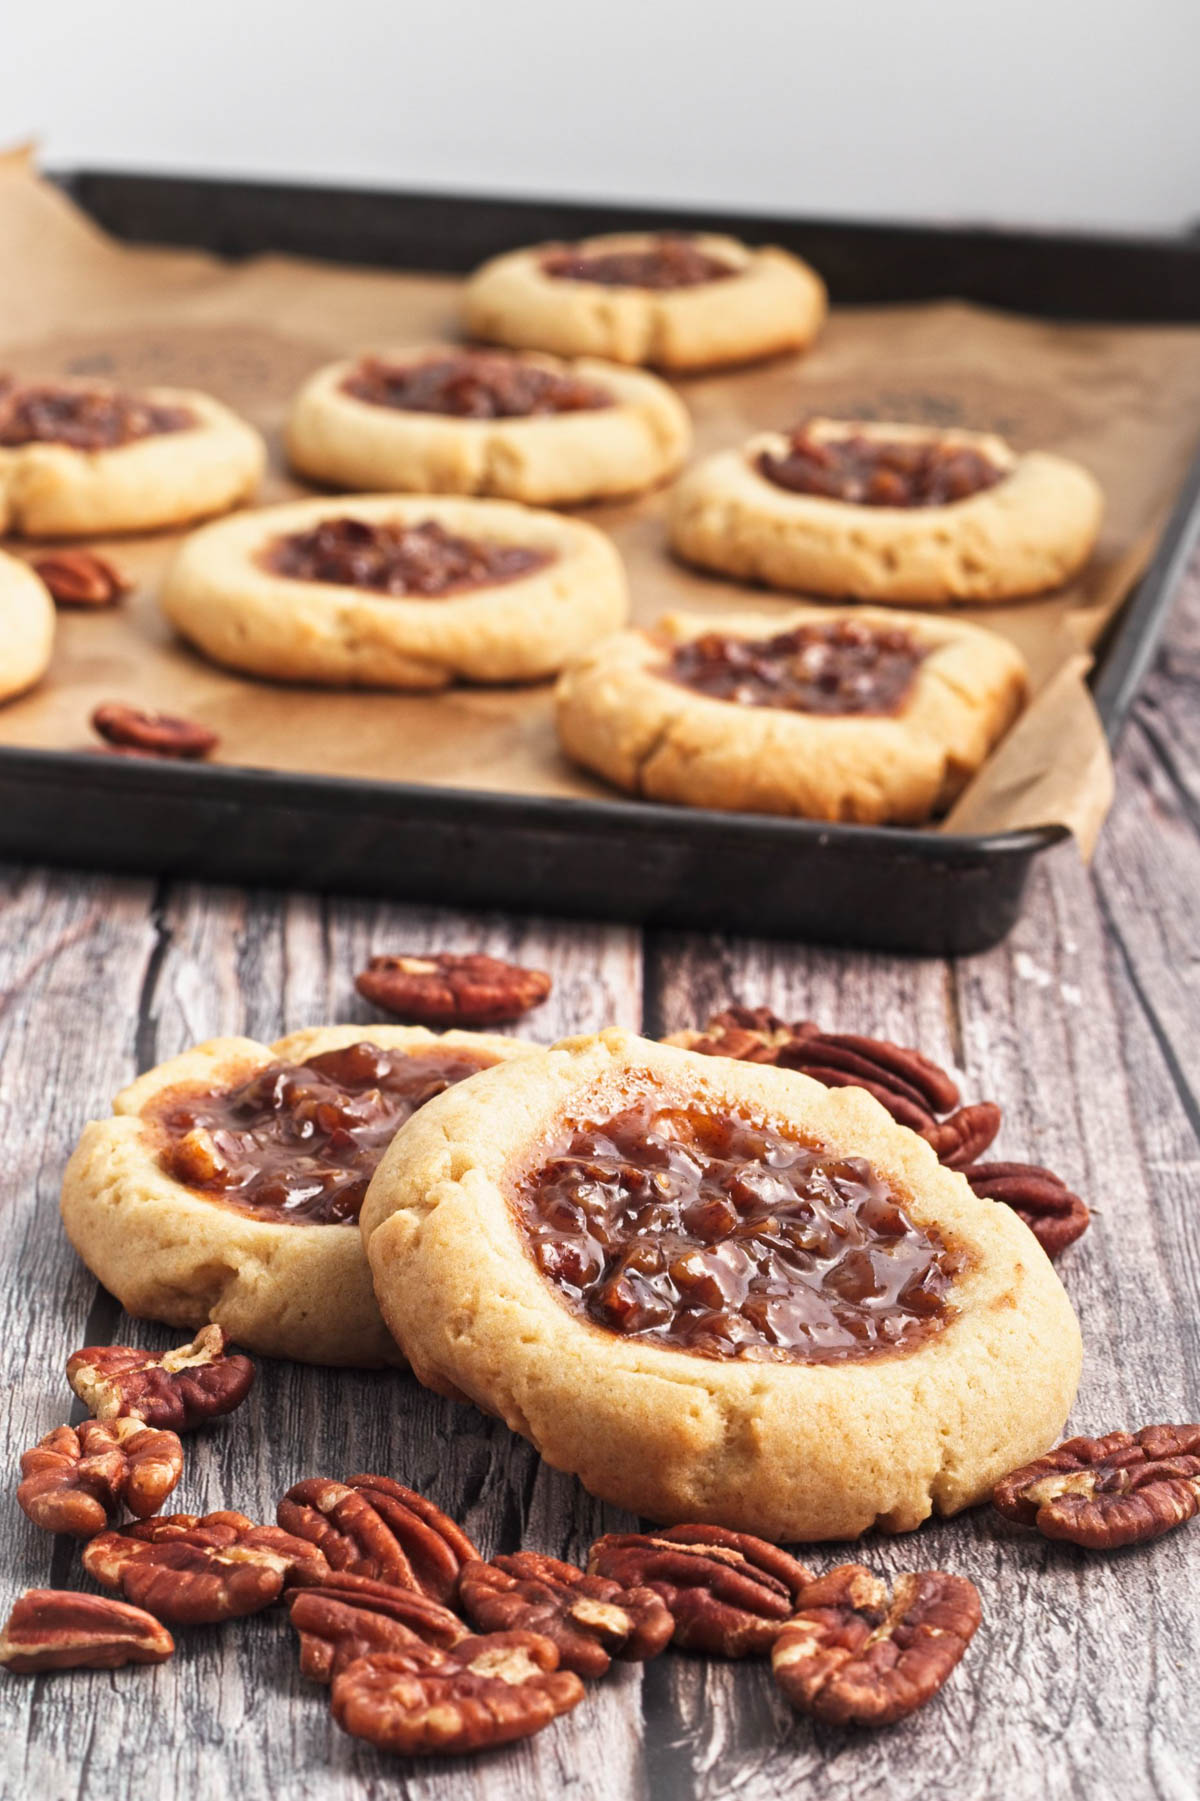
[[0, 171, 1197, 955]]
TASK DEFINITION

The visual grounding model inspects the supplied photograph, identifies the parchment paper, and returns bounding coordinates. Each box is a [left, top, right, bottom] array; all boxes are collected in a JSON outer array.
[[3, 148, 1200, 853]]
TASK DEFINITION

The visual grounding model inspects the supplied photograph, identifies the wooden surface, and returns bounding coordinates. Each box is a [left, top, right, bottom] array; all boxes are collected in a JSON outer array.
[[2, 559, 1198, 1801]]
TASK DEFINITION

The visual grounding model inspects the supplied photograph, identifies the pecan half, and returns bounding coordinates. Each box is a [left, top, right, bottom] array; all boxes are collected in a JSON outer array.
[[771, 1564, 981, 1727], [962, 1161, 1090, 1257], [290, 1573, 466, 1683], [82, 1509, 329, 1623], [993, 1425, 1200, 1549], [277, 1474, 479, 1603], [18, 1419, 183, 1537], [458, 1552, 674, 1678], [32, 549, 130, 607], [0, 1589, 174, 1673], [67, 1324, 255, 1432], [331, 1632, 585, 1756], [355, 952, 551, 1026], [91, 702, 218, 760], [587, 1525, 813, 1657]]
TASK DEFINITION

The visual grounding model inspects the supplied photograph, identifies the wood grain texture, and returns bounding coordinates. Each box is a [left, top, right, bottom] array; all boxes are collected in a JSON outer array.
[[1, 563, 1198, 1801]]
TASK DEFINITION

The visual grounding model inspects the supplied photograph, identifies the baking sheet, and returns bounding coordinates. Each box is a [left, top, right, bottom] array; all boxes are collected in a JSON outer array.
[[3, 150, 1200, 852]]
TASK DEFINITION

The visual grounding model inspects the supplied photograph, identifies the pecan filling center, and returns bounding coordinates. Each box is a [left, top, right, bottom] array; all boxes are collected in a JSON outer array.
[[150, 1041, 496, 1225], [541, 236, 739, 290], [341, 353, 613, 420], [0, 380, 195, 451], [261, 517, 552, 596], [758, 428, 1006, 508], [512, 1095, 963, 1362], [661, 622, 925, 717]]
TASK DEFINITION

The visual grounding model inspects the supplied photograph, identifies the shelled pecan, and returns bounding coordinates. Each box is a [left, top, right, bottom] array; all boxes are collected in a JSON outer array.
[[91, 702, 218, 760], [0, 1589, 174, 1673], [355, 951, 551, 1026], [587, 1525, 812, 1657], [277, 1474, 479, 1603], [458, 1552, 674, 1678], [962, 1162, 1090, 1257], [32, 549, 130, 607], [993, 1425, 1200, 1549], [771, 1564, 981, 1727], [18, 1419, 183, 1537], [331, 1631, 585, 1755], [290, 1572, 466, 1683], [83, 1509, 329, 1624], [67, 1324, 255, 1432]]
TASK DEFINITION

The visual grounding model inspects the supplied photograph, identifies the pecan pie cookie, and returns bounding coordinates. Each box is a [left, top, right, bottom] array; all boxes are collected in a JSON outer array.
[[360, 1031, 1081, 1542], [159, 494, 628, 687], [669, 418, 1103, 603], [0, 377, 264, 538], [555, 606, 1027, 824], [463, 232, 826, 372], [285, 346, 691, 505], [60, 1025, 532, 1367], [0, 550, 55, 702]]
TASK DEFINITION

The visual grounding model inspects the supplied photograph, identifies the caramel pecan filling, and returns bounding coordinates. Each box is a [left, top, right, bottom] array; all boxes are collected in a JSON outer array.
[[261, 516, 551, 596], [0, 380, 194, 450], [150, 1041, 496, 1225], [512, 1095, 964, 1362], [341, 353, 613, 420], [541, 236, 739, 290], [758, 428, 1006, 508], [661, 621, 925, 717]]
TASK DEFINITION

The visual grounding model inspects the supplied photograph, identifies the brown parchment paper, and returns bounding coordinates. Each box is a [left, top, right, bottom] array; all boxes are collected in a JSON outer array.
[[3, 149, 1200, 853]]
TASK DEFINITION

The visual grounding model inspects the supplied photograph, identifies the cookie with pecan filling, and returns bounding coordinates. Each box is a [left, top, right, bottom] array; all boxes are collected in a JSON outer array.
[[360, 1030, 1080, 1542], [0, 550, 55, 703], [0, 376, 263, 538], [159, 494, 628, 687], [463, 232, 826, 371], [555, 606, 1027, 824], [60, 1025, 533, 1367], [285, 346, 690, 505], [669, 419, 1103, 603]]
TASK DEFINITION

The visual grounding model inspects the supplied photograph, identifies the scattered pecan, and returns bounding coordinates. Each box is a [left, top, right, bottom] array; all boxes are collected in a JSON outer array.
[[31, 549, 130, 607], [923, 1102, 1005, 1169], [331, 1632, 585, 1756], [290, 1572, 466, 1683], [67, 1324, 255, 1432], [962, 1161, 1090, 1257], [458, 1552, 674, 1678], [993, 1425, 1200, 1549], [0, 1588, 174, 1673], [18, 1419, 183, 1537], [83, 1509, 329, 1624], [587, 1525, 813, 1657], [277, 1474, 479, 1603], [91, 702, 218, 760], [355, 951, 551, 1026], [771, 1563, 982, 1727]]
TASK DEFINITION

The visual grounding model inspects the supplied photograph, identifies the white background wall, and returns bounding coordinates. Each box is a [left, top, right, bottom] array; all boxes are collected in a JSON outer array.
[[4, 0, 1197, 234]]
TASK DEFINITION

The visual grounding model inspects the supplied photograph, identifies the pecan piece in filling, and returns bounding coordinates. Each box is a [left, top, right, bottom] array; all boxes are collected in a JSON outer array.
[[660, 621, 926, 718], [542, 235, 738, 290], [342, 352, 612, 419], [0, 380, 194, 450], [261, 516, 550, 596], [758, 426, 1006, 508]]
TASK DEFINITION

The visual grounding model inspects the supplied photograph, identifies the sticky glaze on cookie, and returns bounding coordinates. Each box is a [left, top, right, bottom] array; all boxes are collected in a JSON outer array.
[[261, 516, 552, 596], [660, 620, 925, 717], [0, 381, 195, 450], [512, 1092, 965, 1362], [757, 427, 1006, 508], [541, 236, 739, 291], [341, 352, 614, 419]]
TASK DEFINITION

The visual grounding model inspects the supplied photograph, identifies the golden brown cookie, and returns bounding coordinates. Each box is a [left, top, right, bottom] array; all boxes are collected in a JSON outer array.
[[285, 346, 691, 505], [0, 550, 54, 702], [669, 418, 1103, 603], [360, 1030, 1081, 1542], [60, 1025, 533, 1367], [463, 232, 826, 371], [159, 494, 629, 688], [554, 606, 1027, 824], [0, 378, 264, 538]]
